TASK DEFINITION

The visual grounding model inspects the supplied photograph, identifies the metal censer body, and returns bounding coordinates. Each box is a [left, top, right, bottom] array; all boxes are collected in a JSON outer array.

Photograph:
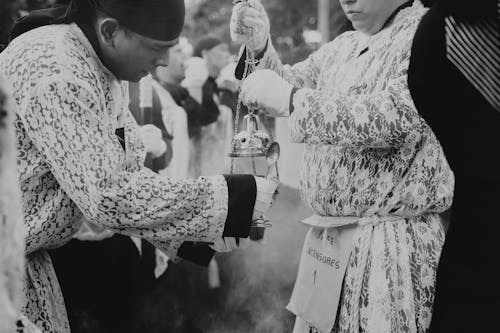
[[229, 44, 279, 241]]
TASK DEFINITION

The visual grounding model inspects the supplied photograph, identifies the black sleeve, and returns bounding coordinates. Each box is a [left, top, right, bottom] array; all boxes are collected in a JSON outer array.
[[222, 174, 257, 238], [181, 92, 203, 138], [176, 174, 257, 266], [218, 89, 238, 115], [199, 79, 221, 126]]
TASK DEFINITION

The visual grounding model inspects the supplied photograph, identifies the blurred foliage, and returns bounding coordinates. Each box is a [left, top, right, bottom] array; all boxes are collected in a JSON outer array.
[[25, 0, 54, 10], [0, 0, 55, 49], [185, 0, 350, 64], [0, 0, 20, 49]]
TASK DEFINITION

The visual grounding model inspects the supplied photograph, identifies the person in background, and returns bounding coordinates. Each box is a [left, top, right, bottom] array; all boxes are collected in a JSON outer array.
[[192, 36, 233, 117], [1, 76, 39, 333], [216, 62, 240, 114], [155, 39, 204, 141], [0, 0, 24, 51], [181, 36, 232, 127], [0, 0, 278, 332], [233, 0, 453, 332], [184, 36, 235, 177], [408, 0, 500, 331]]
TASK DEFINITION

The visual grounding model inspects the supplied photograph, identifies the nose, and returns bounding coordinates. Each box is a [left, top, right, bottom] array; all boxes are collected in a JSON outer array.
[[155, 50, 170, 67]]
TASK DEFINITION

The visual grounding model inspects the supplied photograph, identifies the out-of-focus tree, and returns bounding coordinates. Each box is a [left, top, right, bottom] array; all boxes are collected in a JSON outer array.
[[0, 0, 21, 50], [25, 0, 54, 10], [184, 0, 349, 63], [1, 0, 56, 50]]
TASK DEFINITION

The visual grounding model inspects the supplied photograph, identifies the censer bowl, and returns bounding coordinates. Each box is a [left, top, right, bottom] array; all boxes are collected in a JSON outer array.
[[249, 225, 265, 241], [249, 217, 272, 241], [228, 129, 272, 158]]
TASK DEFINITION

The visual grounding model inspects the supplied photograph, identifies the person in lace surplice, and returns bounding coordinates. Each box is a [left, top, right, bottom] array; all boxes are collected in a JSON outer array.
[[0, 1, 278, 332], [232, 0, 454, 332]]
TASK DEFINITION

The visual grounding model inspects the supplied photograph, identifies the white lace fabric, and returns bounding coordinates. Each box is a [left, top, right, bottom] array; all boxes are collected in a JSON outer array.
[[256, 2, 454, 332], [0, 24, 230, 332]]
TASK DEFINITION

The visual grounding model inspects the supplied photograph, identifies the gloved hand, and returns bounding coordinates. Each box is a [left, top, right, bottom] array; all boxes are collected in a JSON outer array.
[[230, 0, 270, 52], [241, 69, 294, 118], [253, 176, 279, 221], [210, 237, 251, 253], [138, 124, 167, 158]]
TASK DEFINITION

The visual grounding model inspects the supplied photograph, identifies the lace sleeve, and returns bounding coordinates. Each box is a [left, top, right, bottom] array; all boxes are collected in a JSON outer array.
[[253, 40, 333, 89], [288, 48, 424, 148], [21, 77, 229, 258]]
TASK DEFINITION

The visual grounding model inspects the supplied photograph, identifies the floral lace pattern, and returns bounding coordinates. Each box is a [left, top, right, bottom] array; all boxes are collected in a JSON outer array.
[[0, 24, 229, 332], [256, 2, 454, 332]]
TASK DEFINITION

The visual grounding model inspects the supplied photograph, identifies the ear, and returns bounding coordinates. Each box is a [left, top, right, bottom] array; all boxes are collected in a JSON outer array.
[[98, 18, 121, 47]]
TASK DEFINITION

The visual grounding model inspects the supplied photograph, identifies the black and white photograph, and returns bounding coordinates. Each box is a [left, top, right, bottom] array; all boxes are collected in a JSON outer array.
[[1, 0, 499, 332]]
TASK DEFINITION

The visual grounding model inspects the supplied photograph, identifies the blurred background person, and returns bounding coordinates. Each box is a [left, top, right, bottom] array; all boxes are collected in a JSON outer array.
[[0, 75, 36, 333], [184, 36, 234, 177], [0, 0, 22, 51], [155, 38, 204, 165]]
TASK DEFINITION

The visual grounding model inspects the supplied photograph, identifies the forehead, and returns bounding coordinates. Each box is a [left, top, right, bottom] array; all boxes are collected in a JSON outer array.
[[170, 44, 184, 53], [132, 30, 179, 48]]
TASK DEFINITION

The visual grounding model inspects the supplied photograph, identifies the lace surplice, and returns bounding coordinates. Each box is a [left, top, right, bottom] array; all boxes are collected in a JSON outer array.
[[0, 24, 229, 332], [255, 2, 454, 332]]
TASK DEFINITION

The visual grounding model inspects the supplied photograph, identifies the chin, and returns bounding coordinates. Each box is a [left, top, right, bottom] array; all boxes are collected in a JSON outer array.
[[129, 76, 143, 83], [128, 72, 148, 82]]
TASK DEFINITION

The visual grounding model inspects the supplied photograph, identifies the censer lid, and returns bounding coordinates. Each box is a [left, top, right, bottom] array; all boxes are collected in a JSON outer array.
[[228, 112, 272, 157]]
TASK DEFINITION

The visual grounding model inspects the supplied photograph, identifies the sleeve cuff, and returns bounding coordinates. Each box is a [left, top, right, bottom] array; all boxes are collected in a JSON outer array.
[[289, 87, 300, 114], [222, 174, 257, 238]]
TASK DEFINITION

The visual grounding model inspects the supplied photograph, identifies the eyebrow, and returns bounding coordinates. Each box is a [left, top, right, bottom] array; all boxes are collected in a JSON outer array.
[[152, 38, 180, 49]]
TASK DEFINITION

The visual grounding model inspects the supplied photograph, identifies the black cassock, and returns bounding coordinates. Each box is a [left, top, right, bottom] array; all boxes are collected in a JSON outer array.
[[408, 1, 500, 331]]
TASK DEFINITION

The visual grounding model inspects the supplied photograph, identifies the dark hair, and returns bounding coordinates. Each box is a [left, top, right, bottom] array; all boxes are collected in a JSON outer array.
[[420, 0, 436, 7], [10, 0, 185, 43]]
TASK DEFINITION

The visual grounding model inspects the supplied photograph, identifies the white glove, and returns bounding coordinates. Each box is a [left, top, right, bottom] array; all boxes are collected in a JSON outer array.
[[253, 176, 279, 220], [241, 69, 294, 118], [230, 0, 270, 52], [209, 237, 250, 253], [139, 124, 167, 157]]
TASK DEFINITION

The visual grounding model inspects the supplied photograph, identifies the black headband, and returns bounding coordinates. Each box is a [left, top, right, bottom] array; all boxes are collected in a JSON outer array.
[[10, 0, 185, 42]]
